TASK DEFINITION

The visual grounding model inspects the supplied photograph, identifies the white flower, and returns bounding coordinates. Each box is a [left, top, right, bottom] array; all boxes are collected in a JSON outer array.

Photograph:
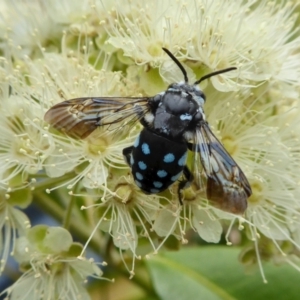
[[0, 192, 30, 275], [2, 0, 300, 282], [187, 0, 300, 91], [0, 0, 103, 57], [1, 226, 103, 300], [245, 109, 300, 253], [45, 127, 134, 190], [0, 57, 53, 189], [81, 182, 161, 275], [31, 50, 138, 191], [101, 0, 300, 94], [153, 197, 223, 245], [201, 86, 300, 277]]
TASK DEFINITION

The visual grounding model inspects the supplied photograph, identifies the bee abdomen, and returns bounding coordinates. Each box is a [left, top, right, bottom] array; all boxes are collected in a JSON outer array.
[[129, 128, 187, 194]]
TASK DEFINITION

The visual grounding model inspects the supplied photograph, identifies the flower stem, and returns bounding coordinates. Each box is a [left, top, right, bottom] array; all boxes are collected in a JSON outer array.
[[33, 190, 102, 250], [62, 190, 76, 230]]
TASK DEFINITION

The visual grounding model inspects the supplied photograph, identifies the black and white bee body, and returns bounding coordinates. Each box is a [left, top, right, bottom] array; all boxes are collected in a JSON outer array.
[[45, 47, 252, 214], [146, 82, 205, 140], [123, 128, 190, 198]]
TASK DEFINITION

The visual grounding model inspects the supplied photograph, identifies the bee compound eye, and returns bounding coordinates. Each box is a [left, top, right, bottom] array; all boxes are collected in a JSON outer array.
[[152, 93, 163, 104], [194, 111, 203, 122]]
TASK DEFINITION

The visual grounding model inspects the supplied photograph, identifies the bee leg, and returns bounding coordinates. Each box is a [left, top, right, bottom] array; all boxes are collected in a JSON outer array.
[[123, 146, 134, 166], [187, 142, 198, 152], [178, 166, 193, 205], [187, 142, 214, 155]]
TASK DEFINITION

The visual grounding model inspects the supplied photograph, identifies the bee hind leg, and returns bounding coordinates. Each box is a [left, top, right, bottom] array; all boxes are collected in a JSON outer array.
[[123, 146, 134, 166], [178, 166, 193, 205]]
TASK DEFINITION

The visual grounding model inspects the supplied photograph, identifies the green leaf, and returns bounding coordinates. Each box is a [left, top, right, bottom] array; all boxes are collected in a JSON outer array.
[[151, 247, 300, 300], [146, 255, 235, 300]]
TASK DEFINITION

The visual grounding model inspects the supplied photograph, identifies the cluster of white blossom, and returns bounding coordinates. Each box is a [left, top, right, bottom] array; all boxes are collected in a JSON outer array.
[[0, 0, 300, 295]]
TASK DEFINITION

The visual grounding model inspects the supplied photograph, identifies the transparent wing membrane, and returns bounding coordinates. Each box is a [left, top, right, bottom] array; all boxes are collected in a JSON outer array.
[[193, 122, 251, 214], [44, 97, 150, 138]]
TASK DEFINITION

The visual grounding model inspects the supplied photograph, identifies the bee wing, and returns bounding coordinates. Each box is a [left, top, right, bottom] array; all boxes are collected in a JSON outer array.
[[44, 97, 150, 139], [192, 122, 252, 214]]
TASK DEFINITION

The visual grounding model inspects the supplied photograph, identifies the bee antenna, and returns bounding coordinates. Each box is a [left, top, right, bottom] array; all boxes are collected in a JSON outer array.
[[162, 47, 188, 83], [194, 67, 237, 85]]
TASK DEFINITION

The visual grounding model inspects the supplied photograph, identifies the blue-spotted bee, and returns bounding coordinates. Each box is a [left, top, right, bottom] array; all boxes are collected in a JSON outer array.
[[44, 48, 251, 214]]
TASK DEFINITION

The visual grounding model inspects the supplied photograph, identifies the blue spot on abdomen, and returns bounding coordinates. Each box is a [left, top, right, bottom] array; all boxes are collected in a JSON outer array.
[[141, 143, 150, 155], [135, 172, 144, 180], [138, 161, 147, 170], [178, 152, 187, 166], [157, 170, 167, 178], [163, 153, 175, 163], [153, 181, 163, 188]]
